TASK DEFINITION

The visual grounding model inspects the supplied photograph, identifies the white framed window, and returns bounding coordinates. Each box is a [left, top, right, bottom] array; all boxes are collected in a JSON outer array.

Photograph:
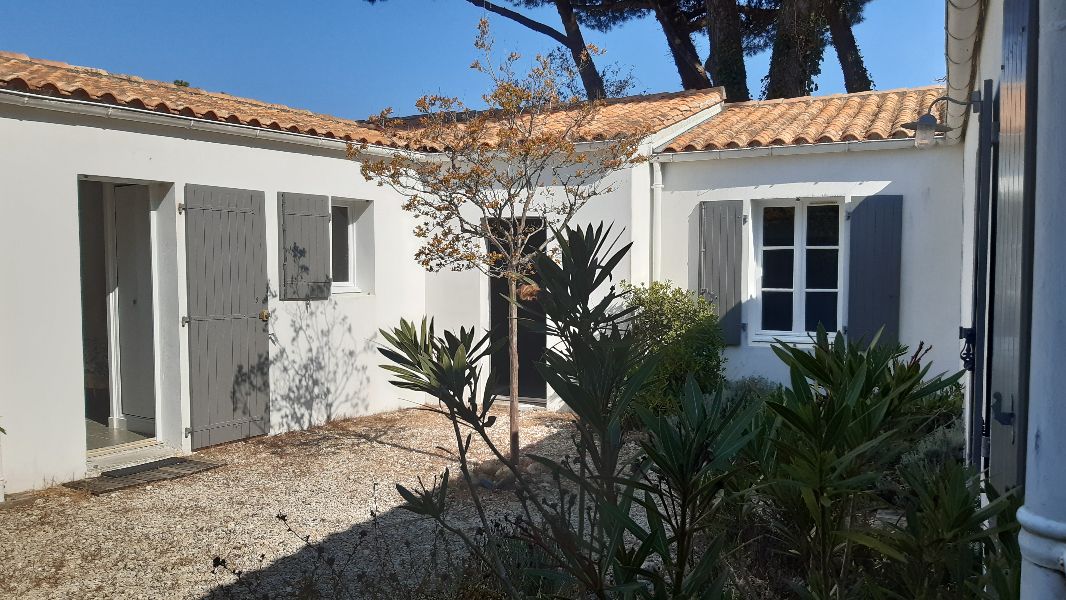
[[329, 199, 372, 294], [751, 199, 844, 343]]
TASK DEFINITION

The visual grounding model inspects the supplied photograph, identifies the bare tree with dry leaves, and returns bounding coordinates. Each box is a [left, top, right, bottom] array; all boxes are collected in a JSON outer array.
[[353, 20, 647, 461]]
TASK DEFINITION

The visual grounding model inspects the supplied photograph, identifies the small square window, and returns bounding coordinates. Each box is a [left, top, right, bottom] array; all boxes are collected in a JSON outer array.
[[329, 198, 372, 294], [331, 205, 351, 284]]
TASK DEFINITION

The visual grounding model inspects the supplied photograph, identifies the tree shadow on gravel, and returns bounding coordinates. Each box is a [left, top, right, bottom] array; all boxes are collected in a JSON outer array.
[[200, 414, 576, 600]]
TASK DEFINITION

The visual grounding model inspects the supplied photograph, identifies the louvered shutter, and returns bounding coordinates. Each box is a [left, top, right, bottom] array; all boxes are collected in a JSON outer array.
[[699, 200, 744, 345], [278, 192, 331, 300], [847, 195, 903, 345]]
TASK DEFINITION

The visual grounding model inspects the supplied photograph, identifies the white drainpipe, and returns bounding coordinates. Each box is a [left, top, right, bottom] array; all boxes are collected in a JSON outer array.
[[1019, 0, 1066, 596], [650, 161, 663, 282]]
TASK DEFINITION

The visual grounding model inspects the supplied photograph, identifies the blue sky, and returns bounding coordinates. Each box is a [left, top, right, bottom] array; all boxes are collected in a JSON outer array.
[[4, 0, 944, 120]]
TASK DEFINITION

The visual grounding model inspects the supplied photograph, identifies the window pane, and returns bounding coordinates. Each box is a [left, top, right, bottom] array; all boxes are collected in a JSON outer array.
[[762, 206, 795, 246], [806, 249, 838, 289], [762, 292, 793, 331], [762, 249, 794, 289], [805, 292, 837, 332], [331, 206, 350, 283], [806, 204, 839, 246]]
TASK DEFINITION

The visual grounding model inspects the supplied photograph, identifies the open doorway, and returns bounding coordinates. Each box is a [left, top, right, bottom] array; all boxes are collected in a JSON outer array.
[[78, 180, 157, 451], [488, 221, 547, 402]]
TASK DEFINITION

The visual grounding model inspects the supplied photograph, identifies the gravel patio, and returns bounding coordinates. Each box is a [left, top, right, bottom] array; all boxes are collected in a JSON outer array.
[[0, 405, 575, 599]]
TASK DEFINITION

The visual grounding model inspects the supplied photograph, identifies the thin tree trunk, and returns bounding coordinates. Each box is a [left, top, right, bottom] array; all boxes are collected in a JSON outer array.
[[824, 0, 873, 93], [764, 0, 825, 99], [508, 276, 520, 463], [653, 0, 712, 90], [464, 0, 607, 100], [704, 0, 751, 101], [555, 0, 607, 99]]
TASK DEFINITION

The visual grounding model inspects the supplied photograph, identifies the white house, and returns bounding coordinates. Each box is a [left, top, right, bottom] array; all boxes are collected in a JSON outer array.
[[943, 0, 1066, 596], [0, 51, 964, 497]]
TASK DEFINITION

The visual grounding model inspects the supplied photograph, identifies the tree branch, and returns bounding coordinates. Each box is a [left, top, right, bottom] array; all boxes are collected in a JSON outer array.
[[464, 0, 570, 45]]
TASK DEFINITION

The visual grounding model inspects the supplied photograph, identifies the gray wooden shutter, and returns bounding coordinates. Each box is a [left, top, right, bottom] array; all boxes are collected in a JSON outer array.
[[278, 192, 330, 300], [847, 195, 903, 345], [987, 0, 1038, 493], [700, 200, 743, 345]]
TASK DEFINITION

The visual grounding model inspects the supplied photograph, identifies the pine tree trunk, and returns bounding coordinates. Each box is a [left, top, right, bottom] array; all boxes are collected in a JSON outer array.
[[705, 0, 751, 101], [764, 0, 825, 99], [824, 0, 873, 93], [653, 0, 712, 90], [508, 276, 520, 463], [555, 0, 607, 99]]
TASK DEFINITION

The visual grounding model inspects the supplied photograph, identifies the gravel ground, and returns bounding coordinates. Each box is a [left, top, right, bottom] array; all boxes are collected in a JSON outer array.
[[0, 405, 575, 600]]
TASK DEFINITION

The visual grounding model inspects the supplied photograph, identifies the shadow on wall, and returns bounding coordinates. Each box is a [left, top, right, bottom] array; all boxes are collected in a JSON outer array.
[[199, 417, 573, 599], [231, 286, 374, 433]]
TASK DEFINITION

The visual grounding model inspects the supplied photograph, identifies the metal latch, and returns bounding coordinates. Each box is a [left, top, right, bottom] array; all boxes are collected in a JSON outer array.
[[959, 326, 976, 372], [181, 316, 190, 327]]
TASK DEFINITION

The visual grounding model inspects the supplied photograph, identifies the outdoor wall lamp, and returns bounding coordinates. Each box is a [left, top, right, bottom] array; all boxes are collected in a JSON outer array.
[[902, 93, 980, 149]]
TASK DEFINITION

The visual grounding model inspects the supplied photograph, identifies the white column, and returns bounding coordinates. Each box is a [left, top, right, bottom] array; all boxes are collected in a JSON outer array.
[[650, 161, 663, 282], [1019, 0, 1066, 596]]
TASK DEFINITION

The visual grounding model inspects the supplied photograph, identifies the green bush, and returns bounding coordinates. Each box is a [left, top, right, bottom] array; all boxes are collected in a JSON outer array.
[[621, 281, 725, 418]]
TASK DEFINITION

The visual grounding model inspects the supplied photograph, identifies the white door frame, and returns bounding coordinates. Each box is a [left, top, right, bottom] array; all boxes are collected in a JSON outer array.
[[86, 176, 167, 445], [101, 183, 126, 430]]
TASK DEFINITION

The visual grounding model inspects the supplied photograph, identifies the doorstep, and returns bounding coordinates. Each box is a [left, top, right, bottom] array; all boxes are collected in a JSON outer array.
[[66, 457, 223, 495], [86, 440, 181, 478]]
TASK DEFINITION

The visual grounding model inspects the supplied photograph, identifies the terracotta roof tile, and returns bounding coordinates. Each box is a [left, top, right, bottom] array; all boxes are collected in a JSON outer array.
[[0, 51, 725, 151], [660, 86, 946, 152], [0, 51, 399, 147]]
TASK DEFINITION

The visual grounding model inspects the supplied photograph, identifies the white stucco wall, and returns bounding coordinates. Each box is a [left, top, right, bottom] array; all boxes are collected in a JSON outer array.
[[0, 104, 427, 493], [655, 143, 966, 383], [0, 97, 970, 494]]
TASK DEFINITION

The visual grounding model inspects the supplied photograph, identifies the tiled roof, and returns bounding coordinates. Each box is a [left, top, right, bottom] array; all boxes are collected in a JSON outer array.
[[0, 51, 397, 147], [0, 51, 724, 151], [521, 87, 725, 143], [389, 87, 725, 151], [659, 86, 946, 152]]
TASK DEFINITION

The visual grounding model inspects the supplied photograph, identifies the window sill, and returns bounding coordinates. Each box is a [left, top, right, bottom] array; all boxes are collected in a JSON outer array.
[[330, 285, 369, 296], [749, 331, 819, 347]]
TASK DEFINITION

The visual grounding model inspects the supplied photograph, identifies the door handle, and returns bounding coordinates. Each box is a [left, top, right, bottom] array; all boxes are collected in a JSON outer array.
[[259, 309, 271, 322]]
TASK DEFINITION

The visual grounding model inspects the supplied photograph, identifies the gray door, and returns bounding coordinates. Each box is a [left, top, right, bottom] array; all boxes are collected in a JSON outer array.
[[114, 185, 156, 434], [184, 185, 270, 449]]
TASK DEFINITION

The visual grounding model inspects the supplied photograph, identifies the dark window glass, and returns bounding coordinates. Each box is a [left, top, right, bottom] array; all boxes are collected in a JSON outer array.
[[763, 206, 795, 246], [806, 249, 838, 289], [762, 292, 793, 331], [805, 292, 837, 332], [331, 206, 350, 283], [762, 249, 794, 288], [806, 204, 840, 246]]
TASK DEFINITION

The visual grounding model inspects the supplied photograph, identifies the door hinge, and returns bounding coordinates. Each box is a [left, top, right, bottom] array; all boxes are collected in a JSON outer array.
[[186, 417, 264, 438]]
